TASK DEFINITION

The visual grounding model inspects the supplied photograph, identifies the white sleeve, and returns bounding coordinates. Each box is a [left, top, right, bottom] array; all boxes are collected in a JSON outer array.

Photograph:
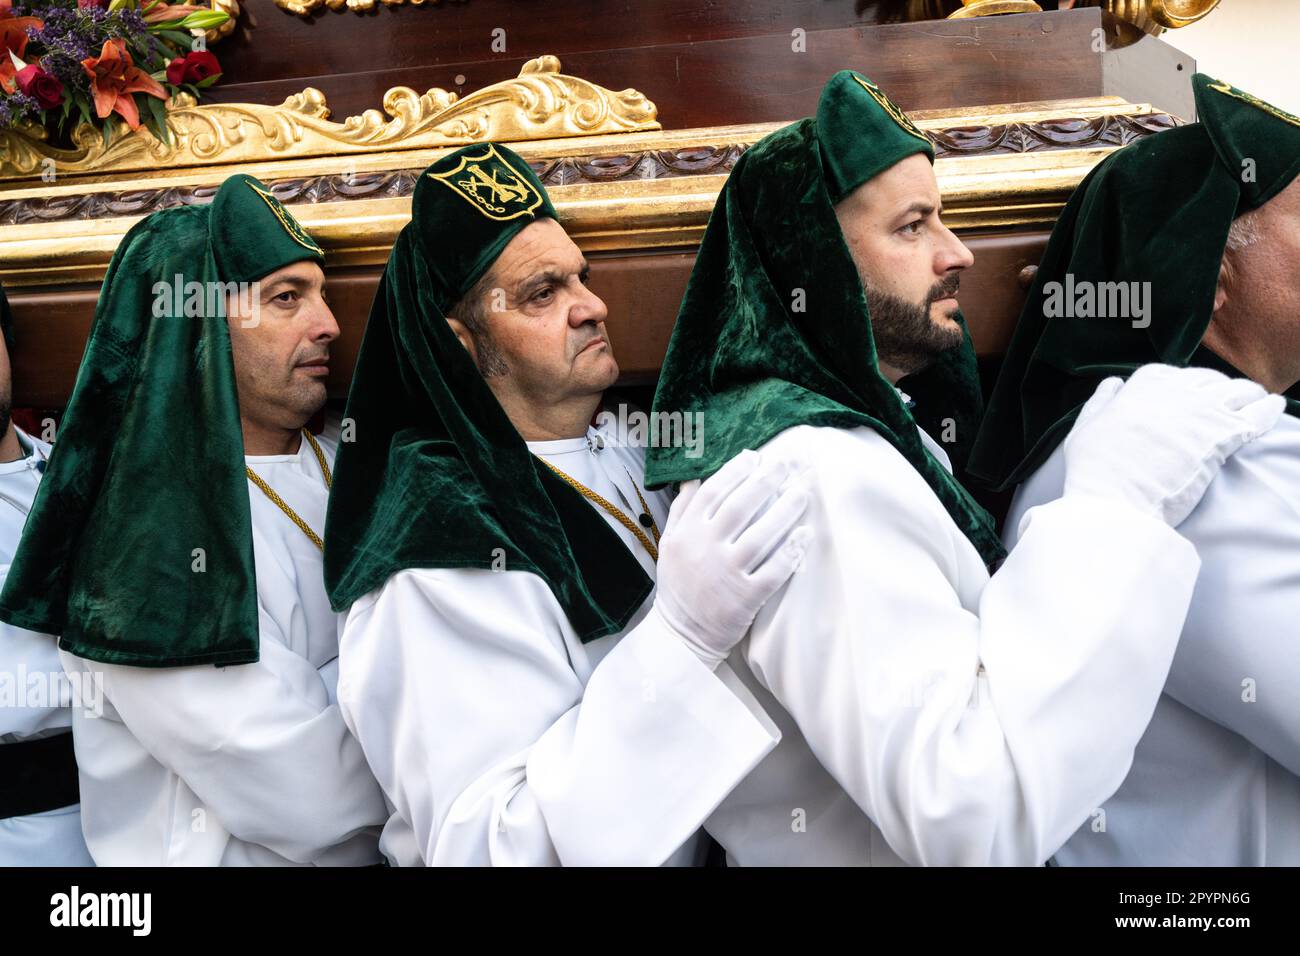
[[89, 621, 388, 864], [337, 568, 779, 866], [1159, 431, 1300, 775], [744, 430, 1201, 866], [0, 567, 69, 739]]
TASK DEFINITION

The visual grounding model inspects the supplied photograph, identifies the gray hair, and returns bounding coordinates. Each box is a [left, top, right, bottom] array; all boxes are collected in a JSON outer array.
[[1225, 209, 1261, 254], [1219, 209, 1261, 290], [448, 267, 509, 378]]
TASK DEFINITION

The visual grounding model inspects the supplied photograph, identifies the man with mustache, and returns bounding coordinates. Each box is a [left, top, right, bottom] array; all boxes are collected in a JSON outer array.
[[971, 74, 1300, 865], [645, 70, 1284, 865], [0, 282, 93, 866], [324, 143, 808, 866], [0, 174, 387, 865]]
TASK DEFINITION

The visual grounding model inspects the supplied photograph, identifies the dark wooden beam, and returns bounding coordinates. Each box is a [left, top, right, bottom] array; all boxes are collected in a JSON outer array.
[[208, 9, 1195, 126]]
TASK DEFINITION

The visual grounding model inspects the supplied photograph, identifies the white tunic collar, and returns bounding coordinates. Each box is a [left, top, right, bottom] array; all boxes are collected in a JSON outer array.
[[525, 425, 604, 459], [245, 432, 323, 478], [0, 426, 45, 477]]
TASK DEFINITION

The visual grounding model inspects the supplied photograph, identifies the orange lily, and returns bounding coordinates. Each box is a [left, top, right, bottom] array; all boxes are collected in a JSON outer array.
[[81, 38, 167, 131], [0, 8, 42, 95]]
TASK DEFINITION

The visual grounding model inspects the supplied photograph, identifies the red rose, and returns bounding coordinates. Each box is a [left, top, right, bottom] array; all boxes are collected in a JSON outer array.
[[77, 0, 106, 8], [166, 51, 221, 87], [16, 64, 63, 110]]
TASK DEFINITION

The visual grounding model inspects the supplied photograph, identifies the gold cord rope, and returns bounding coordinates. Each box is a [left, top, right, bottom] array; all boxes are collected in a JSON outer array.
[[538, 457, 661, 562], [245, 430, 332, 552]]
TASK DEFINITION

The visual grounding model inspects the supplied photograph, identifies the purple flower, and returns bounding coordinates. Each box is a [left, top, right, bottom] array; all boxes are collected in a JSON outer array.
[[0, 90, 41, 129]]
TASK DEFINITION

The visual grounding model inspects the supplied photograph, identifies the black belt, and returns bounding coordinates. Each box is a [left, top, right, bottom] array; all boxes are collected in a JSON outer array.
[[0, 733, 80, 819]]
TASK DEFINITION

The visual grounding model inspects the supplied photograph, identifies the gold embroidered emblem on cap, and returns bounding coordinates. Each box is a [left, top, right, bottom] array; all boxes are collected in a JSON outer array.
[[427, 143, 544, 221], [1208, 79, 1300, 131], [245, 181, 323, 255], [852, 74, 930, 144]]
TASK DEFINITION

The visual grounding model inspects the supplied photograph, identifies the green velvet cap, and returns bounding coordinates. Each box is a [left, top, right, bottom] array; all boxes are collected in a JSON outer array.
[[644, 73, 1005, 568], [1197, 75, 1300, 213], [969, 74, 1300, 493], [323, 144, 652, 642], [210, 174, 324, 284], [818, 69, 935, 204], [411, 142, 558, 314], [0, 174, 325, 667]]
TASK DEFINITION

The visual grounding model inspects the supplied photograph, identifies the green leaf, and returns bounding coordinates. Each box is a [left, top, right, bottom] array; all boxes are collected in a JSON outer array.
[[152, 30, 196, 47], [100, 119, 113, 150], [144, 94, 171, 146], [194, 73, 222, 89], [178, 12, 231, 29], [145, 93, 171, 146], [108, 0, 138, 12]]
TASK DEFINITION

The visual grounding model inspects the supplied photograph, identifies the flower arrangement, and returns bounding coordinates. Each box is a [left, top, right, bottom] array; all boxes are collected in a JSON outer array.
[[0, 0, 231, 147]]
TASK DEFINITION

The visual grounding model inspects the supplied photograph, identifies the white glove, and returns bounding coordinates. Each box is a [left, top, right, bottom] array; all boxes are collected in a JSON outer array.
[[318, 657, 340, 707], [651, 449, 812, 669], [1062, 364, 1286, 527]]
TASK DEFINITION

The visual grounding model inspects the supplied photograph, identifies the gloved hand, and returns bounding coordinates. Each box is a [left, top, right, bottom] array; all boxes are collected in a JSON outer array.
[[652, 449, 811, 669], [1063, 364, 1286, 527], [318, 657, 340, 707]]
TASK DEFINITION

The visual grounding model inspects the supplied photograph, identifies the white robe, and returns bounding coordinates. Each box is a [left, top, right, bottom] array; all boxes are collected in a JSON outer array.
[[701, 417, 1202, 865], [61, 420, 388, 865], [1006, 411, 1300, 866], [337, 421, 780, 866], [0, 427, 94, 866]]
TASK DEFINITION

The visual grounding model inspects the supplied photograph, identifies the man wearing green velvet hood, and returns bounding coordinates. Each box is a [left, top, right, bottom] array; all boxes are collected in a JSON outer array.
[[645, 70, 1284, 866], [971, 74, 1300, 866], [324, 142, 809, 866], [0, 283, 93, 866], [0, 175, 387, 865]]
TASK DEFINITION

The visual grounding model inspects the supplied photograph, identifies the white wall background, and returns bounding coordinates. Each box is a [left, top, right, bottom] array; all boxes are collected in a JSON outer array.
[[1160, 0, 1300, 114]]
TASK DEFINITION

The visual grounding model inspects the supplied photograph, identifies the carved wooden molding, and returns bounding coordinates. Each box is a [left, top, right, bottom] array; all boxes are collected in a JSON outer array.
[[207, 0, 241, 41], [0, 98, 1179, 288], [1100, 0, 1221, 34], [0, 56, 658, 181], [929, 109, 1177, 155], [953, 0, 1221, 35], [0, 104, 1178, 227]]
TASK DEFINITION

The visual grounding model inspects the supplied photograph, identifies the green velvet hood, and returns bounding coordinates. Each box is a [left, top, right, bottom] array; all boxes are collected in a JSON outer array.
[[0, 174, 325, 667], [643, 70, 1006, 568], [0, 280, 13, 349], [323, 143, 654, 642], [969, 74, 1300, 492]]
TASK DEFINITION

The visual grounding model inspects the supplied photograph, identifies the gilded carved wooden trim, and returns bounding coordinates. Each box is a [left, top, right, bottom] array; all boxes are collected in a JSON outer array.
[[928, 109, 1177, 155], [206, 0, 241, 42], [951, 0, 1220, 34], [0, 100, 1177, 227], [0, 56, 658, 181], [1102, 0, 1221, 33], [0, 98, 1178, 288]]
